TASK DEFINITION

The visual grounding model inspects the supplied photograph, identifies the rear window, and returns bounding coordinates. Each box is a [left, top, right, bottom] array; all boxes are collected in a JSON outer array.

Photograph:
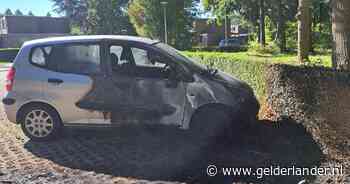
[[30, 44, 101, 75]]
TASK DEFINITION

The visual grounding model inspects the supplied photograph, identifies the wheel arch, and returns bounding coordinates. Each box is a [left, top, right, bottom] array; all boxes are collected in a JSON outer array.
[[188, 103, 234, 129], [16, 101, 62, 124]]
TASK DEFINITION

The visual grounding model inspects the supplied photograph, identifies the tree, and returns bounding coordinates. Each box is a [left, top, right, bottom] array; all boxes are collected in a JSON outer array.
[[46, 12, 52, 17], [296, 0, 312, 63], [87, 0, 135, 35], [267, 0, 298, 52], [203, 0, 267, 46], [14, 9, 23, 16], [331, 0, 350, 70], [312, 0, 332, 50], [259, 0, 266, 46], [4, 9, 13, 16], [51, 0, 135, 35], [28, 11, 35, 16], [51, 0, 88, 31], [128, 0, 195, 49]]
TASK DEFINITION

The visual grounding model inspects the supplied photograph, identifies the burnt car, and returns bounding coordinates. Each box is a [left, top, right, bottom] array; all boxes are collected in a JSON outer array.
[[2, 35, 259, 141]]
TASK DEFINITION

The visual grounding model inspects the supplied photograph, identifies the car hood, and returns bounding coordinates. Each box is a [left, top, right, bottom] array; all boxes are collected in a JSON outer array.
[[215, 71, 242, 85], [211, 71, 255, 96]]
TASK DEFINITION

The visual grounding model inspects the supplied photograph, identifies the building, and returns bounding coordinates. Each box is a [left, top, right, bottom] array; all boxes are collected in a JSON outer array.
[[192, 18, 225, 47], [192, 18, 248, 48], [0, 16, 70, 48]]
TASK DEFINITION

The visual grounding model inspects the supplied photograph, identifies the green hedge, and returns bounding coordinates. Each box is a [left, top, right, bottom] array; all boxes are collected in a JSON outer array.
[[0, 48, 20, 51], [0, 48, 20, 63]]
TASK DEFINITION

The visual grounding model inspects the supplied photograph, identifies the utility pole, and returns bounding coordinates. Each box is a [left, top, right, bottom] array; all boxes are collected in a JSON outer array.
[[161, 1, 168, 44], [224, 1, 228, 41], [225, 15, 228, 41]]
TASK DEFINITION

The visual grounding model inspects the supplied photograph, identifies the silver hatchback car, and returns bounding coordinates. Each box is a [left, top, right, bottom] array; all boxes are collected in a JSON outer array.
[[3, 35, 259, 141]]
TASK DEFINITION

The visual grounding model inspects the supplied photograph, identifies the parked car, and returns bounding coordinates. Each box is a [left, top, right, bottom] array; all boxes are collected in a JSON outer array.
[[219, 37, 248, 51], [2, 35, 259, 141]]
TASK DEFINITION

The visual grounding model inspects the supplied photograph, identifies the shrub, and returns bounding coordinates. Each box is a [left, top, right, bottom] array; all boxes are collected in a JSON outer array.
[[0, 48, 20, 62], [248, 42, 280, 55], [285, 21, 298, 51]]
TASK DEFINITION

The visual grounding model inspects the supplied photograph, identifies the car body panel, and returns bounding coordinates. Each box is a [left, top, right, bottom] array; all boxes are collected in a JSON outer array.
[[42, 69, 94, 123]]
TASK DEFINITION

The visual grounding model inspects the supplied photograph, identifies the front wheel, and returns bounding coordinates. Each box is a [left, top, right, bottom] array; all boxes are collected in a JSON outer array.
[[20, 104, 63, 141], [190, 108, 233, 143]]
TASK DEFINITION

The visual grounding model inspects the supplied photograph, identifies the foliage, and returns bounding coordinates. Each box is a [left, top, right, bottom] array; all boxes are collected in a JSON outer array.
[[285, 21, 298, 51], [248, 41, 280, 55], [51, 0, 135, 35], [51, 0, 88, 27], [128, 0, 196, 50], [71, 25, 84, 35], [202, 0, 297, 51], [4, 9, 13, 16], [46, 12, 52, 17], [28, 11, 35, 16], [313, 22, 332, 50], [14, 9, 23, 16], [87, 0, 136, 35], [0, 48, 20, 51], [0, 48, 20, 63]]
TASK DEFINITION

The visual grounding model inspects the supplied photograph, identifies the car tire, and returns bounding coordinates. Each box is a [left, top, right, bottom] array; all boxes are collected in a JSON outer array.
[[190, 107, 233, 143], [19, 104, 63, 141]]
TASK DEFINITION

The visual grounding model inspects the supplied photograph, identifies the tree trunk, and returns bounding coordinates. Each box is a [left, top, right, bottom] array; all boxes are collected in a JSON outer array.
[[277, 0, 286, 52], [331, 0, 350, 70], [309, 19, 314, 53], [297, 0, 312, 63], [279, 21, 287, 52], [259, 0, 266, 46]]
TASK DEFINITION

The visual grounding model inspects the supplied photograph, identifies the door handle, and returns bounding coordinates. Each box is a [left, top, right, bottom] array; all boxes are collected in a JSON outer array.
[[48, 78, 64, 85]]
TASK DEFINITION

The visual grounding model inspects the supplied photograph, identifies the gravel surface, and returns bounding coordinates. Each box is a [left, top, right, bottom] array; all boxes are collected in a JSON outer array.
[[0, 68, 348, 184]]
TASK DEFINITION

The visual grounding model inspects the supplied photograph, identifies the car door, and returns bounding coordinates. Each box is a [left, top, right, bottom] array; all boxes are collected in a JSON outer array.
[[127, 45, 187, 126], [41, 43, 105, 124], [97, 42, 136, 124]]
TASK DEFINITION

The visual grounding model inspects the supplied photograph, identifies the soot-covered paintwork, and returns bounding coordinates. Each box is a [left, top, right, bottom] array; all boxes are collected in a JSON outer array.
[[76, 69, 258, 129], [76, 73, 185, 125]]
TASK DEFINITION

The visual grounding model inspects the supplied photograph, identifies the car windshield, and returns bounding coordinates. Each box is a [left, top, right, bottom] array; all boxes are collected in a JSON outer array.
[[154, 42, 207, 73]]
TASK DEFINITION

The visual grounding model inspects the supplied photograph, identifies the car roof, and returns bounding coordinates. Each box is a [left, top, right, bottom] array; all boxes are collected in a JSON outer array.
[[23, 35, 160, 47]]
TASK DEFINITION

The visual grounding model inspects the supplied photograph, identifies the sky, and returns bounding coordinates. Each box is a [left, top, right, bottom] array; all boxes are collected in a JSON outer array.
[[0, 0, 59, 16]]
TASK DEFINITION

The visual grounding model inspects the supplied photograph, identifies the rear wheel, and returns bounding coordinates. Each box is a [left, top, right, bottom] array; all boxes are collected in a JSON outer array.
[[19, 104, 62, 141]]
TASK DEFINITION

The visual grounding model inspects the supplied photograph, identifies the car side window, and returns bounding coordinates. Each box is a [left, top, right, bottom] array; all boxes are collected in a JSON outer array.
[[130, 47, 178, 79], [110, 45, 132, 66], [48, 44, 101, 75], [31, 46, 52, 66], [131, 47, 166, 68]]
